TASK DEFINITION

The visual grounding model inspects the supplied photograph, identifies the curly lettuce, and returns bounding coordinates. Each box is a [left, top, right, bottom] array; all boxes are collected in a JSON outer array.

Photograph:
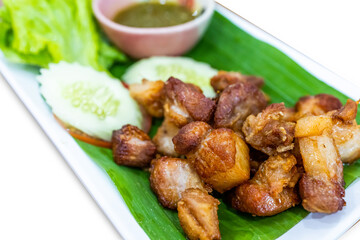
[[0, 0, 126, 70]]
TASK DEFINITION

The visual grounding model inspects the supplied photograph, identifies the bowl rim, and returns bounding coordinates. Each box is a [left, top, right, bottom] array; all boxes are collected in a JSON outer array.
[[92, 0, 215, 34]]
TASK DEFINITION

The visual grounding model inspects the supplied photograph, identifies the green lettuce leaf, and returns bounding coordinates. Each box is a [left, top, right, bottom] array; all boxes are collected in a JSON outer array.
[[0, 0, 126, 69]]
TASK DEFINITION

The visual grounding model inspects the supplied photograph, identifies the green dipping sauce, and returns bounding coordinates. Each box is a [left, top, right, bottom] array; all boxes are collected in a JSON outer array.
[[113, 2, 196, 28]]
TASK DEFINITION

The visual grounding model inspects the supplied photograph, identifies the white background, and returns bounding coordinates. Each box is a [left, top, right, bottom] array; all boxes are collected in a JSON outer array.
[[0, 0, 359, 239]]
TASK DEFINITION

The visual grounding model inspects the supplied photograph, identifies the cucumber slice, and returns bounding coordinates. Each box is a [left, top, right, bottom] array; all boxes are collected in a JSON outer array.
[[38, 62, 143, 141], [123, 56, 217, 98]]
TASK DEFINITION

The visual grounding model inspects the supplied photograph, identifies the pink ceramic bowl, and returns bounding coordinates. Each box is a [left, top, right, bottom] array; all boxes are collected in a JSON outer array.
[[93, 0, 215, 59]]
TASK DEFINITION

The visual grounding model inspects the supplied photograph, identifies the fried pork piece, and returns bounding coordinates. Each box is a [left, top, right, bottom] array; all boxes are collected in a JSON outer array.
[[295, 99, 360, 163], [229, 153, 301, 216], [150, 157, 209, 209], [242, 103, 296, 155], [164, 77, 216, 127], [210, 70, 264, 92], [173, 121, 250, 193], [298, 131, 345, 213], [282, 107, 297, 122], [178, 189, 221, 240], [331, 100, 360, 163], [152, 77, 216, 156], [129, 79, 165, 117], [332, 99, 358, 123], [173, 121, 212, 156], [112, 125, 156, 168], [214, 82, 268, 135], [295, 108, 346, 213], [294, 94, 342, 120], [153, 119, 180, 157]]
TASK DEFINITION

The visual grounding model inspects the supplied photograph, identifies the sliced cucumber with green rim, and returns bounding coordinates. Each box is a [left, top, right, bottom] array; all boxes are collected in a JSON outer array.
[[123, 56, 218, 98], [38, 62, 143, 141]]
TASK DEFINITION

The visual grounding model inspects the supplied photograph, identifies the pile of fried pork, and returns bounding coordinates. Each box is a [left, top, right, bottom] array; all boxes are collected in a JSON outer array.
[[112, 71, 360, 240]]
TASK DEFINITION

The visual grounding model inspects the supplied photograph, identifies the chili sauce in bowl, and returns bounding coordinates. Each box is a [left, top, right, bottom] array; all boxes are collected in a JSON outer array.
[[93, 0, 215, 58], [113, 2, 198, 28]]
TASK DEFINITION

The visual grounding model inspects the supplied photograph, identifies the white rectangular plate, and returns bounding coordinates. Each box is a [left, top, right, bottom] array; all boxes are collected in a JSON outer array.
[[1, 4, 359, 240]]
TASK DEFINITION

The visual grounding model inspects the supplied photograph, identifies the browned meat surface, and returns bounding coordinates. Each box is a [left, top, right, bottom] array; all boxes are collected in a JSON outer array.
[[173, 121, 212, 156], [112, 125, 156, 168], [178, 189, 221, 240], [149, 157, 209, 209], [330, 99, 360, 163], [294, 94, 342, 120], [332, 99, 358, 123], [129, 79, 165, 118], [283, 107, 296, 122], [164, 77, 216, 127], [232, 186, 299, 217], [299, 174, 345, 213], [153, 119, 180, 157], [173, 122, 250, 193], [229, 153, 301, 216], [152, 77, 216, 156], [295, 99, 360, 164], [297, 120, 345, 213], [210, 71, 264, 92], [214, 82, 267, 135], [242, 103, 296, 155], [328, 99, 360, 163]]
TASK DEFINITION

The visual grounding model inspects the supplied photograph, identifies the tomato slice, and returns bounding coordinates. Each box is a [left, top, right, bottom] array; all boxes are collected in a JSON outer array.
[[121, 81, 129, 89], [67, 130, 113, 148], [54, 114, 113, 148], [54, 106, 152, 149]]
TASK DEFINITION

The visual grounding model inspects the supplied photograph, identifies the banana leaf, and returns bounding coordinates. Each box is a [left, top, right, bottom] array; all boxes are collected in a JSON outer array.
[[76, 12, 360, 240]]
